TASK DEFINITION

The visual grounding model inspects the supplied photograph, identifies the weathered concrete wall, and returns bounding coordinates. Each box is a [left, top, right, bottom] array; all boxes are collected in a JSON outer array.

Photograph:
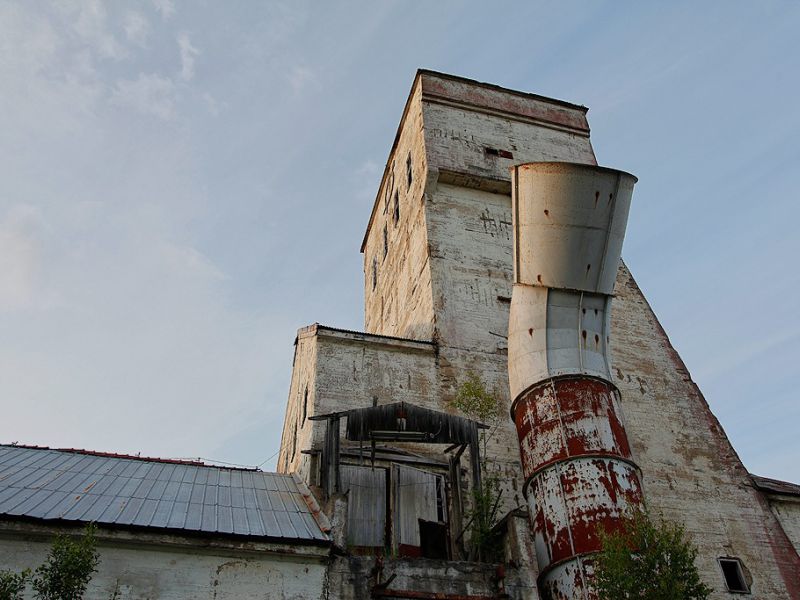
[[363, 79, 436, 341], [765, 497, 800, 554], [0, 524, 327, 600], [278, 329, 318, 476], [611, 265, 799, 598], [327, 555, 536, 600], [278, 325, 439, 485], [423, 102, 595, 185]]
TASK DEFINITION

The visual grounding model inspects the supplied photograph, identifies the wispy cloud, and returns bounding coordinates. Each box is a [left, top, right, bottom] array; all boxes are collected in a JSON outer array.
[[152, 0, 176, 21], [0, 205, 45, 312], [63, 0, 127, 60], [177, 32, 199, 82], [288, 65, 320, 94], [112, 73, 176, 120], [124, 11, 150, 47]]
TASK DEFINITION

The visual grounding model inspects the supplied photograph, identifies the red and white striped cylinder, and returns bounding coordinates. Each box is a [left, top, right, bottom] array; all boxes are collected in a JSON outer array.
[[508, 163, 644, 599]]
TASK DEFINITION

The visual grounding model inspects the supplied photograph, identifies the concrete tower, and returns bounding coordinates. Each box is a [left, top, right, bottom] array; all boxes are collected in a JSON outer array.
[[278, 71, 800, 599]]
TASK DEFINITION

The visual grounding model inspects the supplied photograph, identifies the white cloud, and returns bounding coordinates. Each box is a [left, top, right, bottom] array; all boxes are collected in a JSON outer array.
[[158, 242, 226, 282], [288, 65, 320, 94], [112, 73, 177, 120], [202, 92, 222, 116], [124, 12, 150, 47], [177, 32, 199, 82], [63, 0, 127, 60], [153, 0, 176, 21], [0, 205, 45, 312]]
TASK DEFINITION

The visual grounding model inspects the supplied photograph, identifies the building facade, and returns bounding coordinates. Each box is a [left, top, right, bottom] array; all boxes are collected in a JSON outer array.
[[1, 70, 798, 600], [0, 445, 330, 599], [277, 70, 800, 599]]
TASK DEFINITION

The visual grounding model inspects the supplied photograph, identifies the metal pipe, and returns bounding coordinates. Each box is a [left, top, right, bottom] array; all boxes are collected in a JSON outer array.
[[507, 163, 645, 599]]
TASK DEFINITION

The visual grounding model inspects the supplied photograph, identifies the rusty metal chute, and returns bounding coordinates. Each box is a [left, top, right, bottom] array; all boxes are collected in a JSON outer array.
[[508, 162, 645, 599]]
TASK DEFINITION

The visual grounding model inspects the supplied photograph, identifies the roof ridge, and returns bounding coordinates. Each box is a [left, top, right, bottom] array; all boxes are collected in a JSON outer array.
[[0, 444, 262, 472]]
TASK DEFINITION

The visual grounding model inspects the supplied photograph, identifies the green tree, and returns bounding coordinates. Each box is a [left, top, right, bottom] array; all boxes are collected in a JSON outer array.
[[594, 510, 712, 600], [32, 523, 100, 600], [451, 371, 504, 562], [0, 568, 30, 600]]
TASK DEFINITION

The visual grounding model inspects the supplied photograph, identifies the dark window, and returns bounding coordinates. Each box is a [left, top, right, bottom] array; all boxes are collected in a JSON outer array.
[[372, 257, 378, 291], [484, 146, 514, 159], [419, 520, 448, 559], [406, 153, 412, 188], [393, 191, 399, 225], [383, 225, 388, 258], [384, 168, 394, 213], [719, 558, 749, 593], [302, 386, 308, 421]]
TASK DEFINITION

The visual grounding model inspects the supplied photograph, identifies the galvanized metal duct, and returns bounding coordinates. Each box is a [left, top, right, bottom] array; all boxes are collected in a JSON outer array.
[[508, 163, 645, 599]]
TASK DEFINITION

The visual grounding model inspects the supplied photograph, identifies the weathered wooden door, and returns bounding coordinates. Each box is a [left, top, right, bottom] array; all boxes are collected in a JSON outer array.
[[340, 464, 387, 550], [392, 464, 448, 558]]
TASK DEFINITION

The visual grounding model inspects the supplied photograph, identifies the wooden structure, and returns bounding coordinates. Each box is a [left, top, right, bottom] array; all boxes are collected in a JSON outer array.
[[310, 402, 487, 558]]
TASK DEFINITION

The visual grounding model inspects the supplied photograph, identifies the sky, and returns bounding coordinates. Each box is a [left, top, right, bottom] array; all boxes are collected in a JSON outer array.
[[1, 1, 798, 481]]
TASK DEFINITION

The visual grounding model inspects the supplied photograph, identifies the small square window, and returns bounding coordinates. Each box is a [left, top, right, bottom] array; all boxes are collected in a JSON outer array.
[[719, 558, 749, 593]]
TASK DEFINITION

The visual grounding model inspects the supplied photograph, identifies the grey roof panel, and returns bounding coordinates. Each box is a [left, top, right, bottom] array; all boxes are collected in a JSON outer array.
[[0, 445, 329, 543]]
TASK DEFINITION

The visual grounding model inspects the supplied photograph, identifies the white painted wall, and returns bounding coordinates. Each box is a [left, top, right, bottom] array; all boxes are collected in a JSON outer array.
[[0, 527, 327, 600]]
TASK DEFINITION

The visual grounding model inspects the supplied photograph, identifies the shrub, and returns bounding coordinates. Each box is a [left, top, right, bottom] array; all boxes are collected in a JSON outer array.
[[451, 371, 504, 562], [0, 568, 30, 600], [594, 510, 712, 600], [31, 523, 100, 600]]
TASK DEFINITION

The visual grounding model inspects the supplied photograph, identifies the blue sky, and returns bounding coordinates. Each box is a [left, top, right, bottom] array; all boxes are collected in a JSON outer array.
[[1, 1, 797, 480]]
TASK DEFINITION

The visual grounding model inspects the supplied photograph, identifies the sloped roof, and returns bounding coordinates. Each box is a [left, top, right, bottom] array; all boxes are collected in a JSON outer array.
[[751, 473, 800, 498], [314, 401, 487, 444], [0, 445, 329, 544]]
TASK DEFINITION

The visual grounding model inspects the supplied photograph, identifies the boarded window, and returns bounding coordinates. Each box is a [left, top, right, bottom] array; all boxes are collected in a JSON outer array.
[[393, 464, 447, 557], [341, 465, 387, 548]]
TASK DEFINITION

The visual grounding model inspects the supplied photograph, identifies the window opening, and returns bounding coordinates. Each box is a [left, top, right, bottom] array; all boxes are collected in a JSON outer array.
[[393, 191, 400, 225], [719, 558, 749, 593], [372, 257, 378, 291], [302, 386, 308, 421], [406, 153, 413, 188], [383, 225, 388, 258], [484, 146, 514, 159], [384, 168, 394, 213]]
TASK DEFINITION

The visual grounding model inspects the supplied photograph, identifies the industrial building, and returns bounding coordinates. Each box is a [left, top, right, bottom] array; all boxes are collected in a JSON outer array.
[[275, 70, 800, 598], [1, 71, 798, 599]]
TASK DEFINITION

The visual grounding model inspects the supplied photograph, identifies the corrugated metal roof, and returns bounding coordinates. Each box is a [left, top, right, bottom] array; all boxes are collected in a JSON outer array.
[[0, 445, 329, 543]]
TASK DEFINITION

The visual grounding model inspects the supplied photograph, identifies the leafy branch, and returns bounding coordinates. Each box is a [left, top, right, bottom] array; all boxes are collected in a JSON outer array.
[[451, 371, 504, 562], [0, 523, 100, 600], [594, 510, 712, 600]]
